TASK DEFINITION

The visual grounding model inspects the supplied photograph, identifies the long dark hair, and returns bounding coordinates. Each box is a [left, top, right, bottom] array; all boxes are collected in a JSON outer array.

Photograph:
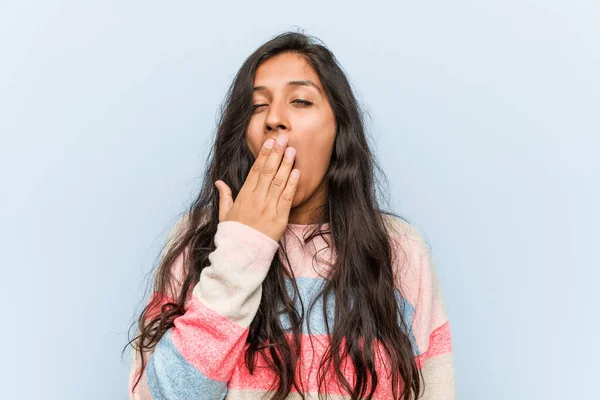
[[124, 30, 424, 400]]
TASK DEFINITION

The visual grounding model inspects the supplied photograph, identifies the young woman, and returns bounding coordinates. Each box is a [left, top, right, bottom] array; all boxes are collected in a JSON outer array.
[[126, 31, 456, 400]]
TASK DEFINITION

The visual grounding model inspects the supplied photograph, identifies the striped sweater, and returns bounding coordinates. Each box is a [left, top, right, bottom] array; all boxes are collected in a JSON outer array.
[[128, 215, 456, 399]]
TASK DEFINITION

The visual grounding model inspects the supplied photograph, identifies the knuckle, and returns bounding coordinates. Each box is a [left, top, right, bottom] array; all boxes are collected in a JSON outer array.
[[250, 164, 262, 174], [261, 165, 275, 175], [271, 177, 285, 187], [281, 192, 293, 202]]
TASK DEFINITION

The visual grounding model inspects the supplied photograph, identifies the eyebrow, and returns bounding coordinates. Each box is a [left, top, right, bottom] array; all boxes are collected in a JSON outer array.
[[253, 80, 322, 94]]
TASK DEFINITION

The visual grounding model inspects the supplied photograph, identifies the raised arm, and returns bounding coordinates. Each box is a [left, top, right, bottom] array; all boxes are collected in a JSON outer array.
[[128, 217, 280, 400]]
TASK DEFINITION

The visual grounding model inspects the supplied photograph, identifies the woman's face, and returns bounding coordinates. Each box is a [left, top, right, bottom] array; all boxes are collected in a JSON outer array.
[[246, 52, 336, 216]]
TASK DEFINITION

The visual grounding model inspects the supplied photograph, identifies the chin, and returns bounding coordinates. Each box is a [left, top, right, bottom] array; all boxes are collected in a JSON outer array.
[[290, 190, 304, 208]]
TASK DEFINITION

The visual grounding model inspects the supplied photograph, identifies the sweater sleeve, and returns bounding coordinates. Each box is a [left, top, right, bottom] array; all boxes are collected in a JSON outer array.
[[387, 216, 456, 400], [128, 219, 280, 400]]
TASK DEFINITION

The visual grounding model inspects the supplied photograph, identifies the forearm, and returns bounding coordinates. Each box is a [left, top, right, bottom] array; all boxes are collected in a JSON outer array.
[[129, 221, 279, 400]]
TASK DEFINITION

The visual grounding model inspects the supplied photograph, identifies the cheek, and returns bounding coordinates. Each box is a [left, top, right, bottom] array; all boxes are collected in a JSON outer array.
[[246, 131, 262, 158], [293, 152, 327, 185], [295, 137, 332, 168]]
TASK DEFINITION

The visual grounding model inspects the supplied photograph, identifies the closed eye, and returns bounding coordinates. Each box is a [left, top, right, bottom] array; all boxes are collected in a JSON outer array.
[[292, 99, 313, 107], [252, 99, 313, 111]]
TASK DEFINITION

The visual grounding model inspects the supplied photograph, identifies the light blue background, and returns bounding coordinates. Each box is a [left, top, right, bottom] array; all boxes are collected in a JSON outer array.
[[1, 1, 598, 399]]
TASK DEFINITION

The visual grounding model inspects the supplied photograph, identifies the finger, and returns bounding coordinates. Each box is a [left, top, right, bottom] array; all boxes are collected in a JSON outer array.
[[277, 169, 300, 216], [266, 146, 295, 208], [215, 180, 234, 222], [240, 138, 275, 194], [255, 134, 288, 197]]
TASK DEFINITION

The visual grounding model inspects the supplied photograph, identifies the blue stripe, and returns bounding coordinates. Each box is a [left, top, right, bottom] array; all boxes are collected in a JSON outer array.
[[146, 330, 228, 400], [280, 277, 419, 354], [393, 289, 420, 356], [146, 277, 420, 399]]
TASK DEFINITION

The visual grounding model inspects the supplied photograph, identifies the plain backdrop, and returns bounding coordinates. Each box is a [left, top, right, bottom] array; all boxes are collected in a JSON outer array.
[[1, 1, 598, 399]]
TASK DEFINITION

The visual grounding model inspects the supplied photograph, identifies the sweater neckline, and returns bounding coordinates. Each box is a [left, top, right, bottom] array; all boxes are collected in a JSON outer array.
[[285, 222, 331, 243]]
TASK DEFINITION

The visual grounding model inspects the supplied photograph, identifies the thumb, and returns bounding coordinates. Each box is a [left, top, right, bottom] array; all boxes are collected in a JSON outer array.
[[215, 180, 233, 222]]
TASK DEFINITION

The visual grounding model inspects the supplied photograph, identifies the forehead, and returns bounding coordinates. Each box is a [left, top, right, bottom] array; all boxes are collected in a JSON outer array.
[[253, 52, 324, 92]]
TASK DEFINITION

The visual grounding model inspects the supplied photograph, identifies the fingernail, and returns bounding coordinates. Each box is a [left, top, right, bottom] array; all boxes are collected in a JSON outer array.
[[264, 139, 274, 149], [276, 134, 287, 146]]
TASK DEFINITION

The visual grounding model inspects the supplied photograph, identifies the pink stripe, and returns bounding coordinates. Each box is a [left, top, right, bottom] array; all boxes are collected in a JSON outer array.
[[415, 321, 453, 368], [143, 292, 177, 322], [169, 295, 250, 381], [227, 333, 405, 398], [142, 248, 191, 322]]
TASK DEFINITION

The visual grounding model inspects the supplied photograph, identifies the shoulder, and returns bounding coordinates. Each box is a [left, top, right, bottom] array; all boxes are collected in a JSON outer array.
[[380, 213, 436, 297], [164, 209, 211, 249], [381, 212, 432, 266], [160, 209, 211, 290]]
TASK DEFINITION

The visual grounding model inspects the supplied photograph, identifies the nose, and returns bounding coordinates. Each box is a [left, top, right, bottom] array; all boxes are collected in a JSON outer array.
[[265, 101, 289, 134]]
